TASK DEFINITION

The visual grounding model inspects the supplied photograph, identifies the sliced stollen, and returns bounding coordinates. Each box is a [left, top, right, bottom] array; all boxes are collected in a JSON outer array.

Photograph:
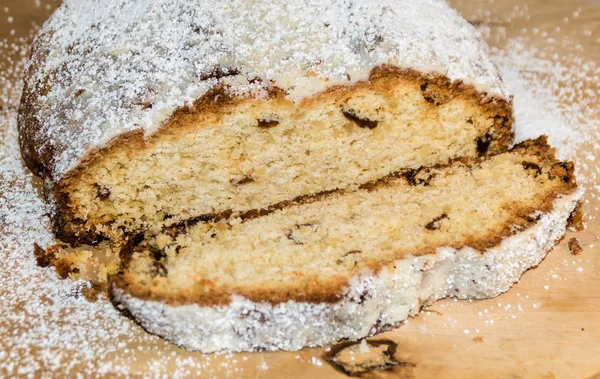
[[110, 137, 580, 353], [18, 0, 513, 245]]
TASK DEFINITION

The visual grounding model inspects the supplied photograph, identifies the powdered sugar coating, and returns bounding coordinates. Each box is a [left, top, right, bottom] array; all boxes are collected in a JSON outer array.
[[20, 0, 507, 181], [112, 193, 580, 353]]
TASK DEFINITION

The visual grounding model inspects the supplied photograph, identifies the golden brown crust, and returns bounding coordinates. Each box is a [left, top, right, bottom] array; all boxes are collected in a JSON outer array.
[[32, 65, 513, 245], [110, 273, 349, 307], [111, 136, 577, 307]]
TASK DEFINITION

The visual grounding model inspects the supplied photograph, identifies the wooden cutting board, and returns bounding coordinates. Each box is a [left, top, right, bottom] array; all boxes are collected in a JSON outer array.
[[1, 0, 598, 377]]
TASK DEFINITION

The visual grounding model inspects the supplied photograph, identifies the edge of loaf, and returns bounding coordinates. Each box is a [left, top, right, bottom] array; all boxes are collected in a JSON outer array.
[[19, 0, 510, 182], [111, 192, 581, 353], [18, 0, 514, 245]]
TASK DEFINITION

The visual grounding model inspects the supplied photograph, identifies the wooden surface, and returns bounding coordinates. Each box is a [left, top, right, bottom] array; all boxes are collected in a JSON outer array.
[[1, 0, 599, 377]]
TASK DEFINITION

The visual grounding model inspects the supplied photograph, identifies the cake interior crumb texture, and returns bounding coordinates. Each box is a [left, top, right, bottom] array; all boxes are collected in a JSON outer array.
[[113, 137, 577, 306], [54, 67, 512, 244]]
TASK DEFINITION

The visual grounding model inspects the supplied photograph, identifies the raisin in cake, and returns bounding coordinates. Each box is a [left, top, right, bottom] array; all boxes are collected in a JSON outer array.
[[111, 137, 580, 352], [18, 0, 513, 245]]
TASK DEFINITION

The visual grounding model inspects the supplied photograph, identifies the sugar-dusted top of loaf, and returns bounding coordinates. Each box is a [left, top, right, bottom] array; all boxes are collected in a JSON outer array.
[[19, 0, 508, 182]]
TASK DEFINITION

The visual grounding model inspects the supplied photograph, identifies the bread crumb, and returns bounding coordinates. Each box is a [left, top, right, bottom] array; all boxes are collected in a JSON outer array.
[[566, 201, 585, 231], [568, 238, 583, 255]]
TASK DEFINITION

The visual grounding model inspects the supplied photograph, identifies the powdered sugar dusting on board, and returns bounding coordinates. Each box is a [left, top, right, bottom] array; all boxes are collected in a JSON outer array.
[[494, 40, 599, 165], [492, 40, 600, 197], [0, 108, 244, 377], [22, 0, 506, 182], [1, 0, 599, 377]]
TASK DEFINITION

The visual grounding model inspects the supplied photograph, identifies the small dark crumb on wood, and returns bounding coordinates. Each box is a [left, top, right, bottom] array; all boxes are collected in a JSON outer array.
[[568, 237, 583, 255]]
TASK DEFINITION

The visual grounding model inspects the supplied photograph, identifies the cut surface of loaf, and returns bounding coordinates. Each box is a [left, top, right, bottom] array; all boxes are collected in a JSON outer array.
[[111, 137, 579, 352], [18, 0, 513, 245], [54, 68, 512, 245]]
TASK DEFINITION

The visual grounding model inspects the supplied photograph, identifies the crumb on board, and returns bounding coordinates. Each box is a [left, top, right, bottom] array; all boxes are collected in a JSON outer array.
[[568, 237, 583, 256]]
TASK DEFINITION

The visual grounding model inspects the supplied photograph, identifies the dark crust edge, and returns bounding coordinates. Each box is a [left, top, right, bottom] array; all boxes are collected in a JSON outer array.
[[109, 136, 578, 307], [19, 62, 514, 245], [18, 29, 55, 180]]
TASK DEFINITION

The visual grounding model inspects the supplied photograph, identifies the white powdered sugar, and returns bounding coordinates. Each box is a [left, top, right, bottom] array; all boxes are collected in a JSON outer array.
[[1, 110, 133, 376], [1, 0, 599, 376], [23, 0, 506, 181], [495, 39, 599, 160]]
